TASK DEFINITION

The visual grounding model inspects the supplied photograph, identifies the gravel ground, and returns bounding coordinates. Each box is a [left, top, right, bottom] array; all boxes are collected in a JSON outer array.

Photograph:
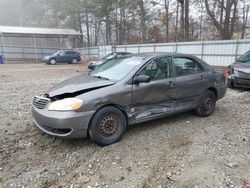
[[0, 64, 249, 188]]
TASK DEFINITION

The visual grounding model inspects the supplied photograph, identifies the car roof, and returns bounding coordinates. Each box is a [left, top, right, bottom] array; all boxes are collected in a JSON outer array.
[[128, 52, 213, 71], [59, 50, 76, 52], [130, 52, 195, 58], [116, 52, 132, 54]]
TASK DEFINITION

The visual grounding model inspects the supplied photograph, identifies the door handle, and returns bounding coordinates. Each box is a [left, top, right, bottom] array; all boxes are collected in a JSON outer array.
[[200, 75, 205, 80], [168, 81, 174, 87]]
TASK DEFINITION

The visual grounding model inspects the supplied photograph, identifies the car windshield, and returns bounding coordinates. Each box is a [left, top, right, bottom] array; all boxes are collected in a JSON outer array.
[[90, 56, 144, 82], [104, 53, 116, 60], [52, 51, 61, 56], [239, 51, 250, 63]]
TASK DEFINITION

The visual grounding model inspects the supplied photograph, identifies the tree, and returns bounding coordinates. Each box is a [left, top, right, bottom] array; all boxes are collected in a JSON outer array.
[[241, 1, 250, 39], [184, 0, 189, 41], [204, 0, 238, 39], [137, 0, 147, 43], [177, 0, 185, 40]]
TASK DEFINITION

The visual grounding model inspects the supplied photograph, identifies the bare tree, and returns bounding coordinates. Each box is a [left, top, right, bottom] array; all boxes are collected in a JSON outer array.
[[205, 0, 238, 39], [241, 1, 249, 39], [137, 0, 147, 43], [184, 0, 189, 41], [177, 0, 185, 40]]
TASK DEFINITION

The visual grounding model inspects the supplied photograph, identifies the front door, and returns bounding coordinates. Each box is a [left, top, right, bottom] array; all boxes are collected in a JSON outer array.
[[131, 56, 176, 122], [57, 51, 66, 63]]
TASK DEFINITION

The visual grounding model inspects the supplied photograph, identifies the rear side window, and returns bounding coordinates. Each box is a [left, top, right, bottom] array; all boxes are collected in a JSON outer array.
[[174, 57, 203, 77]]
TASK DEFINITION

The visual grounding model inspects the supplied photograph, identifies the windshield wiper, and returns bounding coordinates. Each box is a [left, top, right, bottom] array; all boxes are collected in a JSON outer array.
[[93, 75, 110, 80]]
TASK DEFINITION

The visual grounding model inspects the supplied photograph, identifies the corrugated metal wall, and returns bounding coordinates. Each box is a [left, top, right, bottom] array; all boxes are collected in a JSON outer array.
[[1, 39, 250, 65], [79, 39, 250, 66]]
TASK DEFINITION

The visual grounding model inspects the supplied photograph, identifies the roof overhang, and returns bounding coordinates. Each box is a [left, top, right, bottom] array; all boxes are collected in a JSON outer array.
[[0, 26, 82, 36]]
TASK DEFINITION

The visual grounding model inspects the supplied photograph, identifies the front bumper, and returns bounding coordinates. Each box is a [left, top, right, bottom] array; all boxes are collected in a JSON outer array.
[[32, 106, 95, 138], [228, 76, 250, 89], [42, 59, 50, 64], [234, 78, 250, 88]]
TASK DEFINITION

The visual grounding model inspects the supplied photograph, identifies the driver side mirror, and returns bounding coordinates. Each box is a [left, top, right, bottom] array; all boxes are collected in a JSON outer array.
[[133, 75, 151, 84]]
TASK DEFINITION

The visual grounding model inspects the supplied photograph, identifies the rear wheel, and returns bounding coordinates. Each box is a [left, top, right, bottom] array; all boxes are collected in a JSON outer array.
[[196, 90, 216, 117], [88, 106, 126, 146], [71, 58, 78, 64], [50, 59, 57, 65]]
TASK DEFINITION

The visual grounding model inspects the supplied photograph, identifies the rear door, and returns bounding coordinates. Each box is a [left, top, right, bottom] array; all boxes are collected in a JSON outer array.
[[65, 51, 75, 62], [173, 56, 210, 111], [131, 56, 176, 122]]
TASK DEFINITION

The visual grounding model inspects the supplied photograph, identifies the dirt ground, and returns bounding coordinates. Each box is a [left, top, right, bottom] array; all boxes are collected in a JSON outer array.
[[0, 64, 249, 188]]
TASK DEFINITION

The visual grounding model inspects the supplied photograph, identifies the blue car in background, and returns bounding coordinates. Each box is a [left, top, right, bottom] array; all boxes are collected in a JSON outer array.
[[43, 50, 81, 65]]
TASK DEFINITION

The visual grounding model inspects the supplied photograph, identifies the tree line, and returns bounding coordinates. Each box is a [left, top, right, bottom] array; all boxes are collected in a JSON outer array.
[[0, 0, 249, 47]]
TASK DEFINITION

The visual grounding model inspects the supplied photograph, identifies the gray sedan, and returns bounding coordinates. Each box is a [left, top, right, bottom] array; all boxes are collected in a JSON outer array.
[[227, 50, 250, 88], [32, 53, 227, 146]]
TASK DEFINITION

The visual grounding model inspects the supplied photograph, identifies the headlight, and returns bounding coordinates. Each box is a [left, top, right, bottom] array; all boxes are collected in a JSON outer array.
[[48, 98, 83, 111], [234, 70, 239, 77]]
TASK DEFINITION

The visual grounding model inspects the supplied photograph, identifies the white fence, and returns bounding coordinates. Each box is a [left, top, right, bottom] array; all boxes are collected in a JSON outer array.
[[1, 39, 250, 66], [79, 39, 250, 66]]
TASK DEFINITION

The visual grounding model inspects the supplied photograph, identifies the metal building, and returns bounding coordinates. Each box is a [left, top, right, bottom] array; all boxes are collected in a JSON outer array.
[[0, 25, 82, 63]]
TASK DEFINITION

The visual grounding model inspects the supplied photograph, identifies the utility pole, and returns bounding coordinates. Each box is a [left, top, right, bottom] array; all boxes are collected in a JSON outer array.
[[85, 7, 90, 47]]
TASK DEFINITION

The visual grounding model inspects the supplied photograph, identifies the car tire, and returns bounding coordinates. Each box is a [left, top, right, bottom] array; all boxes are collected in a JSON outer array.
[[71, 58, 78, 64], [227, 80, 235, 89], [195, 90, 216, 117], [50, 59, 57, 65], [88, 106, 127, 146]]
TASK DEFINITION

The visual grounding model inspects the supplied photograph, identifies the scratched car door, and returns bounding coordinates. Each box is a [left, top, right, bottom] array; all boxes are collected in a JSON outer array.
[[131, 56, 176, 122]]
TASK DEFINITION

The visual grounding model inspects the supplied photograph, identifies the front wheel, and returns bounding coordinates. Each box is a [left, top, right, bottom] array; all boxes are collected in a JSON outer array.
[[88, 106, 126, 146], [50, 59, 57, 65], [195, 90, 216, 117]]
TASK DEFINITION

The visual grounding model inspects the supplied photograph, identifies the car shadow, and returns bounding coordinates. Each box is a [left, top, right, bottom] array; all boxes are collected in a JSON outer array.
[[36, 111, 195, 149], [126, 111, 196, 135], [232, 87, 250, 92]]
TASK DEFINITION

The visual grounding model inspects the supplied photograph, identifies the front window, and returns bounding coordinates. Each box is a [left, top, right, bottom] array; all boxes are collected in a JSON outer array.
[[137, 56, 173, 80], [90, 57, 144, 82], [53, 51, 61, 56], [239, 51, 250, 63]]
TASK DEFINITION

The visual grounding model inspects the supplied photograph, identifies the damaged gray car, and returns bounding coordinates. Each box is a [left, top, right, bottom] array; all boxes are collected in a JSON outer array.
[[227, 50, 250, 89], [32, 53, 227, 146]]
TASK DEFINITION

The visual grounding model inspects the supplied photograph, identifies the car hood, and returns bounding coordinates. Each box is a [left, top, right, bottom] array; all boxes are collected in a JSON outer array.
[[46, 74, 115, 97], [233, 62, 250, 73], [43, 55, 51, 60]]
